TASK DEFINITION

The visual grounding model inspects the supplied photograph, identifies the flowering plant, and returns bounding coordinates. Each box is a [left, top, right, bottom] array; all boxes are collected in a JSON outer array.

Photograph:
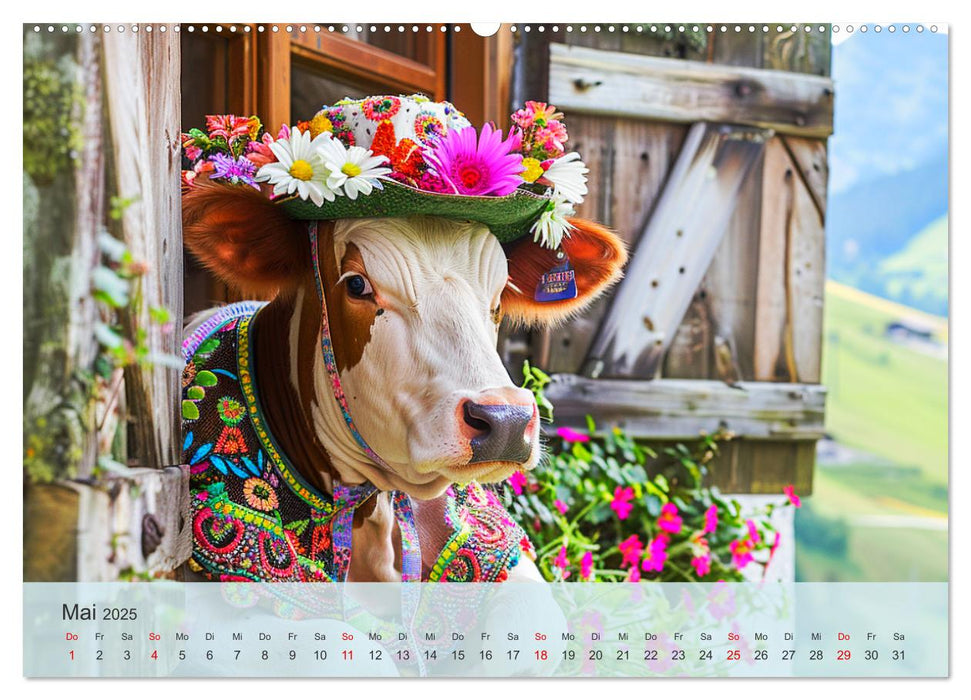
[[180, 96, 590, 250], [503, 363, 800, 583]]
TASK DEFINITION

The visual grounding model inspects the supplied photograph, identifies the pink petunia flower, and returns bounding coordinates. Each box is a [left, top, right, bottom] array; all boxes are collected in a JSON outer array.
[[553, 545, 571, 579], [692, 553, 712, 577], [618, 534, 644, 568], [423, 123, 524, 196], [657, 502, 683, 534], [783, 484, 802, 508], [641, 535, 669, 573], [556, 426, 590, 443], [580, 551, 594, 581], [730, 537, 756, 570], [554, 499, 569, 515], [703, 504, 719, 533], [610, 486, 636, 520], [626, 566, 641, 583], [746, 519, 761, 545], [508, 470, 527, 496]]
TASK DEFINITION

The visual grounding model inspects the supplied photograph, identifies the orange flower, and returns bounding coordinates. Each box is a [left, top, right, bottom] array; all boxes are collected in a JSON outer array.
[[242, 478, 279, 512]]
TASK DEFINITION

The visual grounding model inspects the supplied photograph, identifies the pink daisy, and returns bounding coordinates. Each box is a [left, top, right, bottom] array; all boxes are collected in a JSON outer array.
[[423, 123, 524, 196]]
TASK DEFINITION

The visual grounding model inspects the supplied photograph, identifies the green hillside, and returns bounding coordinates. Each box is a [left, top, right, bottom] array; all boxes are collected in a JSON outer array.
[[795, 281, 948, 582], [823, 281, 948, 483], [879, 215, 949, 315]]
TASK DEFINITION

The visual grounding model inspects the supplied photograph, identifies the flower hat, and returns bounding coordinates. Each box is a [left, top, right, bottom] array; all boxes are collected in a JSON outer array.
[[182, 95, 590, 249]]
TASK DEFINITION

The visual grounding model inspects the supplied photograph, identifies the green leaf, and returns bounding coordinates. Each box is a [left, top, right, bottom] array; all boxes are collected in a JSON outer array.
[[182, 400, 200, 420], [196, 337, 220, 356], [195, 370, 218, 387], [284, 519, 310, 535], [94, 322, 124, 349], [149, 306, 171, 324], [186, 386, 205, 400]]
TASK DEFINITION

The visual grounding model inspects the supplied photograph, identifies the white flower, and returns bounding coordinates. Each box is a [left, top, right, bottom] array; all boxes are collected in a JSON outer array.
[[255, 128, 336, 206], [531, 196, 575, 249], [316, 137, 391, 201], [540, 151, 588, 205]]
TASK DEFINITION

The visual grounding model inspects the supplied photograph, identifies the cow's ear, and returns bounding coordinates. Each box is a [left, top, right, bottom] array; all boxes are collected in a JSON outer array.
[[501, 218, 627, 327], [182, 181, 309, 296]]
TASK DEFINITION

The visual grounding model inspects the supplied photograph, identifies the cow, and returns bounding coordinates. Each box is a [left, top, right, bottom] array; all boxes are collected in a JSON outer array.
[[180, 179, 626, 585]]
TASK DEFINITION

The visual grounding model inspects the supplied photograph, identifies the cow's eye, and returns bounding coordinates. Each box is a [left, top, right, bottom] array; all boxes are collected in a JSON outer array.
[[344, 274, 373, 299]]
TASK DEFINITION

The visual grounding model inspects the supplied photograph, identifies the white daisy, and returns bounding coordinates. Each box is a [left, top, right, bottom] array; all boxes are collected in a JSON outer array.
[[255, 128, 336, 206], [540, 151, 589, 205], [317, 137, 391, 201], [531, 196, 576, 250]]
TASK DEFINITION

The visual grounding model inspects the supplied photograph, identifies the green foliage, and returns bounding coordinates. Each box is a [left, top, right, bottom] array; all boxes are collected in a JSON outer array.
[[520, 360, 554, 422], [23, 56, 81, 185]]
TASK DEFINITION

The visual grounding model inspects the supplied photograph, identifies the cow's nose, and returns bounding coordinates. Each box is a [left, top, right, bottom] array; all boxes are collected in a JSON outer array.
[[462, 401, 534, 464]]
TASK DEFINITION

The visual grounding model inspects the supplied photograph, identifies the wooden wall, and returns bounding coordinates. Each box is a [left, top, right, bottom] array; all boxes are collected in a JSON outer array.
[[24, 25, 191, 581], [501, 26, 833, 494]]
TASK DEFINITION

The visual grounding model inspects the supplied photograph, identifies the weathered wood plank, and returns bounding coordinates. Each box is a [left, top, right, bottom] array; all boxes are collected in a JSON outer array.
[[531, 113, 613, 373], [77, 466, 192, 580], [544, 375, 826, 441], [754, 138, 795, 382], [661, 291, 714, 379], [782, 134, 829, 219], [787, 157, 826, 383], [25, 467, 192, 581], [103, 28, 183, 468], [549, 43, 834, 138], [710, 29, 764, 68], [763, 25, 832, 77], [583, 122, 767, 379], [562, 25, 710, 62], [697, 153, 765, 382], [540, 118, 688, 374]]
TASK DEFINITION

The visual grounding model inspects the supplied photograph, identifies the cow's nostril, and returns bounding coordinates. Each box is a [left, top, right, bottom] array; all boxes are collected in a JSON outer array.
[[462, 401, 492, 436], [463, 401, 533, 464]]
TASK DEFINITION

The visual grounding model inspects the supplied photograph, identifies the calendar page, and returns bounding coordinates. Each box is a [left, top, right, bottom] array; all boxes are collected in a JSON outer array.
[[21, 20, 949, 680]]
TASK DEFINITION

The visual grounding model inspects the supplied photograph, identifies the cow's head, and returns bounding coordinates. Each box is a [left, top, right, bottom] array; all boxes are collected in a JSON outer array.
[[183, 182, 626, 498]]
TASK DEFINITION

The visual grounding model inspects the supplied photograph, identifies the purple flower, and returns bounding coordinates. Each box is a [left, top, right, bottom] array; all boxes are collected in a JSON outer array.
[[423, 123, 524, 196], [209, 153, 259, 189]]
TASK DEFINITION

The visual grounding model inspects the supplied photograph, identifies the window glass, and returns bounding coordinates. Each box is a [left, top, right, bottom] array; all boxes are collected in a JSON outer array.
[[290, 61, 396, 121]]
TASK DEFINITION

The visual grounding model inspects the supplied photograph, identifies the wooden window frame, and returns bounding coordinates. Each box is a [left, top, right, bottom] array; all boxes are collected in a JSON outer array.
[[255, 27, 449, 129]]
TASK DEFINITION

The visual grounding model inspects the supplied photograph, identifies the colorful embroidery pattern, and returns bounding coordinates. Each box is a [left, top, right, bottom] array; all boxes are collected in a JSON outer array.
[[182, 302, 533, 583], [428, 483, 535, 582]]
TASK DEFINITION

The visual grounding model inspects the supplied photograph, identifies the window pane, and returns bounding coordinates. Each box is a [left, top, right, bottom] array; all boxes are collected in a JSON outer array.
[[180, 33, 230, 131], [291, 60, 396, 121], [345, 26, 439, 66]]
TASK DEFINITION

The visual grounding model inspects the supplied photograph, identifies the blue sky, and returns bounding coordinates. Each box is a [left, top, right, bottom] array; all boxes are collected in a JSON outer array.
[[829, 29, 948, 194]]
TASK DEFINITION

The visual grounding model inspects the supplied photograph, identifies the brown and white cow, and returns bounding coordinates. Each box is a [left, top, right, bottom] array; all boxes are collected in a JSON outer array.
[[182, 181, 626, 582]]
